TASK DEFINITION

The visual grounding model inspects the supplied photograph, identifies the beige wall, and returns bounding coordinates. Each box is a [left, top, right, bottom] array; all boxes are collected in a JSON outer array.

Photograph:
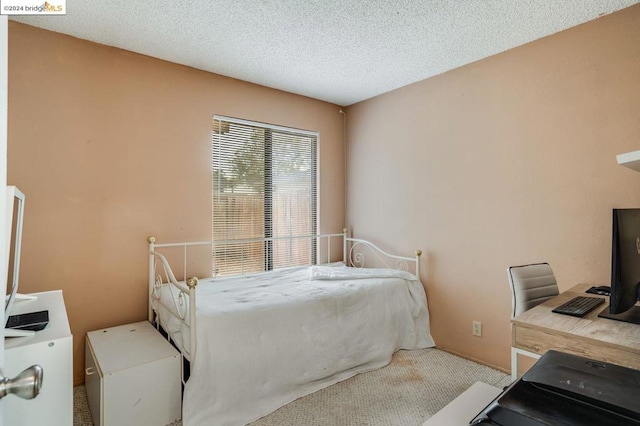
[[7, 22, 345, 384], [345, 5, 640, 371]]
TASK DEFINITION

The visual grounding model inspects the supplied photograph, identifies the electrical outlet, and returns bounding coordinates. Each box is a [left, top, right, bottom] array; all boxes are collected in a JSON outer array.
[[472, 321, 482, 337]]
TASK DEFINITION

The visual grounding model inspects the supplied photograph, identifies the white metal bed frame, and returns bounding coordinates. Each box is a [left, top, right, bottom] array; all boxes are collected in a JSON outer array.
[[147, 228, 422, 382]]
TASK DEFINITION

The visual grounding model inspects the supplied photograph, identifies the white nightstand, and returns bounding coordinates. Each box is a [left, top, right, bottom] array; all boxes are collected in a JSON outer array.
[[85, 320, 181, 426], [4, 290, 73, 426]]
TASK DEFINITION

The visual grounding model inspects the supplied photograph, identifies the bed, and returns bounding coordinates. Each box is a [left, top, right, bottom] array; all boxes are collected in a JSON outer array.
[[148, 230, 435, 426]]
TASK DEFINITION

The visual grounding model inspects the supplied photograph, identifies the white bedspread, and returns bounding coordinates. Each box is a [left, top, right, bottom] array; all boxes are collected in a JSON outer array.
[[182, 265, 434, 426]]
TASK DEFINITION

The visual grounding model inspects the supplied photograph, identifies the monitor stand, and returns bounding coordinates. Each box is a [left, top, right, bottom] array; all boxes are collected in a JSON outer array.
[[4, 328, 35, 338], [598, 305, 640, 325], [11, 293, 38, 303]]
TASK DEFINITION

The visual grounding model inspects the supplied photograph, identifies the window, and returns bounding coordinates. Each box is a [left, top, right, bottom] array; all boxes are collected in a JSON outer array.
[[212, 116, 318, 276]]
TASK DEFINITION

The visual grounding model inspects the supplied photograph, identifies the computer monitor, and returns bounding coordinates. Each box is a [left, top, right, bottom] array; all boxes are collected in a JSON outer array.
[[5, 186, 25, 322], [598, 208, 640, 325]]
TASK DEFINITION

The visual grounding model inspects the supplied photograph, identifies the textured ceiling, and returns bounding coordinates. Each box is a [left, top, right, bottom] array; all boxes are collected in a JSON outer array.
[[11, 0, 640, 106]]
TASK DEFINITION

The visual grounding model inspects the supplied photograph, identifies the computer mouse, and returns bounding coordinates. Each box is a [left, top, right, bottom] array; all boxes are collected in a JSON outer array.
[[586, 286, 611, 296]]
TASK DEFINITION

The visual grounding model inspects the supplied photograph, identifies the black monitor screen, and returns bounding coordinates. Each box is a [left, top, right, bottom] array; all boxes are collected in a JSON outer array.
[[599, 209, 640, 324]]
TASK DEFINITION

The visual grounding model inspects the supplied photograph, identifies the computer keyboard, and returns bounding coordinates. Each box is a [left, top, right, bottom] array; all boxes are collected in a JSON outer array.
[[552, 296, 605, 317], [6, 310, 49, 332]]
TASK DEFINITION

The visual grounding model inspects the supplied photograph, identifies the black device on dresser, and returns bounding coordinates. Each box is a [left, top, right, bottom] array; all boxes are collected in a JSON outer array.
[[6, 309, 49, 332], [470, 350, 640, 425]]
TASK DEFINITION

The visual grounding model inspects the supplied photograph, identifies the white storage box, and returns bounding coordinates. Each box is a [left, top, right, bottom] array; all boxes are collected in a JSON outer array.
[[85, 321, 181, 426]]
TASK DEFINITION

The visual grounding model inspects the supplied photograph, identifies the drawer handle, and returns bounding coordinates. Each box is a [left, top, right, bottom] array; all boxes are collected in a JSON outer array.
[[85, 367, 95, 376]]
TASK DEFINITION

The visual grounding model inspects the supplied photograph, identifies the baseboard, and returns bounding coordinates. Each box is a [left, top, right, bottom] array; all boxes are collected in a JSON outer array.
[[435, 346, 509, 374]]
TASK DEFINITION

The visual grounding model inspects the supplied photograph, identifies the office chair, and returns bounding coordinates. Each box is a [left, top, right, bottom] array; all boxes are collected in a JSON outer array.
[[508, 262, 560, 381]]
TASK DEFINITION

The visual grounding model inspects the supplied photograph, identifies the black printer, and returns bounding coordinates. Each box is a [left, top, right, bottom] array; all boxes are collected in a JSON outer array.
[[470, 350, 640, 425]]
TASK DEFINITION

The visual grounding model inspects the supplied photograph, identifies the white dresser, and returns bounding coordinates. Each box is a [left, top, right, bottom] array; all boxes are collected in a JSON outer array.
[[85, 321, 181, 426], [4, 290, 73, 426]]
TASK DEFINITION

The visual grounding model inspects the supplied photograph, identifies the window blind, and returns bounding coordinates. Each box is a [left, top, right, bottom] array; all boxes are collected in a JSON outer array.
[[212, 116, 318, 276]]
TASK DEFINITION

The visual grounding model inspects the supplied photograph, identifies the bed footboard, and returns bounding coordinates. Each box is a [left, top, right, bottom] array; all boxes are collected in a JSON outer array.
[[148, 236, 198, 372]]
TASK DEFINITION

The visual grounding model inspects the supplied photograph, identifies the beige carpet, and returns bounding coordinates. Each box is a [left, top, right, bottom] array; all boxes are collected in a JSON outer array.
[[73, 348, 511, 426]]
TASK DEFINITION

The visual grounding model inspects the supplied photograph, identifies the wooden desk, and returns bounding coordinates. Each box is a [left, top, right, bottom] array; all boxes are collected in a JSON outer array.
[[512, 283, 640, 378]]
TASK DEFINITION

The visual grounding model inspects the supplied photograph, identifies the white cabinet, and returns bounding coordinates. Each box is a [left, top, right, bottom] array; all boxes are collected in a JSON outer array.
[[4, 290, 73, 426], [85, 321, 181, 426]]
